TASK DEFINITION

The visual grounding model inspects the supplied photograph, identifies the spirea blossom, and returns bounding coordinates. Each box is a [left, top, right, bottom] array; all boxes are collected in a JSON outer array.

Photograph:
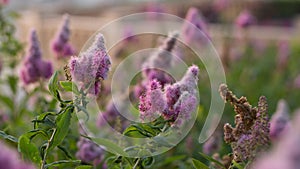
[[213, 0, 230, 12], [76, 138, 104, 165], [0, 141, 35, 169], [277, 41, 290, 70], [0, 0, 9, 5], [134, 32, 179, 99], [69, 33, 111, 95], [270, 99, 290, 141], [51, 14, 75, 58], [20, 30, 53, 85], [142, 32, 178, 85], [219, 84, 270, 162], [181, 7, 210, 45], [97, 100, 128, 131], [139, 79, 166, 121], [164, 65, 199, 123], [122, 26, 137, 43], [203, 131, 222, 155], [251, 110, 300, 169], [145, 2, 165, 19], [235, 10, 255, 29], [139, 65, 199, 126]]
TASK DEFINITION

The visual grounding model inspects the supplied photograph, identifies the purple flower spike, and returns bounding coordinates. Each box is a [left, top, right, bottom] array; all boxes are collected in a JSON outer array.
[[277, 41, 290, 70], [251, 110, 300, 169], [51, 14, 75, 58], [270, 99, 290, 141], [235, 10, 255, 29], [294, 74, 300, 89], [139, 79, 166, 121], [145, 2, 165, 19], [0, 141, 36, 169], [142, 32, 178, 87], [139, 66, 199, 126], [165, 83, 181, 108], [174, 92, 197, 120], [69, 33, 111, 95], [213, 0, 230, 12], [181, 7, 210, 45], [20, 30, 53, 85], [122, 26, 137, 43], [178, 65, 199, 94], [76, 138, 104, 165]]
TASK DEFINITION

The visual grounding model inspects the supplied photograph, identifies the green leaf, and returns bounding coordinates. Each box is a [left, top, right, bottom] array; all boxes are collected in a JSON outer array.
[[37, 112, 57, 121], [33, 112, 57, 127], [123, 125, 149, 138], [75, 165, 93, 169], [44, 160, 81, 168], [60, 81, 80, 95], [0, 95, 14, 111], [58, 145, 73, 159], [48, 71, 62, 102], [191, 158, 209, 169], [49, 106, 73, 151], [0, 130, 18, 142], [18, 133, 42, 164], [93, 138, 128, 156], [123, 123, 161, 138], [198, 152, 226, 169], [7, 75, 18, 94]]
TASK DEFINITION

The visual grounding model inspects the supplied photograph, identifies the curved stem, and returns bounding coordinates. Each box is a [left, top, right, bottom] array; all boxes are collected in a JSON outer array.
[[132, 158, 141, 169], [41, 128, 57, 169]]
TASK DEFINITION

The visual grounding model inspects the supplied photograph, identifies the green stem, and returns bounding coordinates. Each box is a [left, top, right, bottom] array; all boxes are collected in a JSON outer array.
[[41, 128, 57, 169], [133, 158, 141, 169]]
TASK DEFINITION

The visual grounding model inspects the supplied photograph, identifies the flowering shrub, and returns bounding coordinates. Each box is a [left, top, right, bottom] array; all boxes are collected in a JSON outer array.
[[0, 2, 300, 169]]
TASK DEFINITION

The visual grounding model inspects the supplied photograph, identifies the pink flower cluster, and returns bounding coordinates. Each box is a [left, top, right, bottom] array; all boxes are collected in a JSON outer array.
[[269, 99, 290, 141], [252, 110, 300, 169], [76, 138, 106, 167], [181, 7, 210, 45], [20, 30, 53, 85], [134, 32, 179, 99], [0, 0, 8, 5], [69, 33, 111, 95], [235, 10, 255, 29], [51, 14, 75, 58], [277, 41, 290, 70], [0, 141, 35, 169], [139, 65, 199, 126]]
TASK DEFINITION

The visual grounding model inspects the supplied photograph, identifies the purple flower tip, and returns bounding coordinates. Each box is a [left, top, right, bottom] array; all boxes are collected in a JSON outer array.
[[123, 26, 137, 43], [270, 99, 290, 140], [51, 14, 75, 58], [20, 29, 53, 85], [76, 138, 104, 165], [235, 10, 255, 29], [178, 65, 199, 94], [182, 7, 210, 44], [0, 141, 36, 169], [294, 74, 300, 88], [69, 33, 111, 95]]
